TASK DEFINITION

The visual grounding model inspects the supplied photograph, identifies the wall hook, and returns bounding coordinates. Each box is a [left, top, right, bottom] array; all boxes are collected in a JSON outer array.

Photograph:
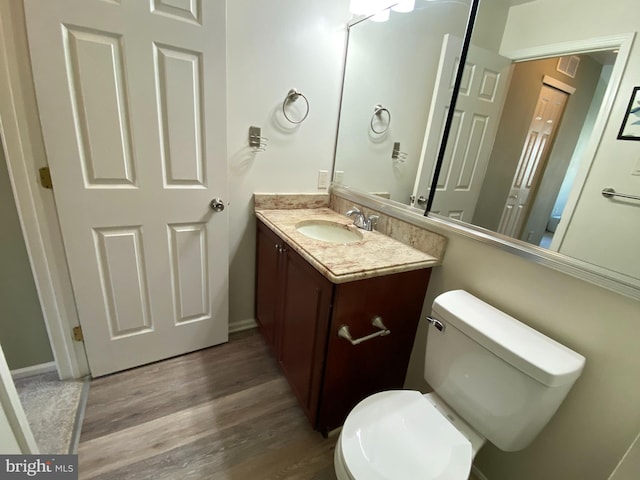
[[392, 142, 407, 162], [249, 126, 268, 152]]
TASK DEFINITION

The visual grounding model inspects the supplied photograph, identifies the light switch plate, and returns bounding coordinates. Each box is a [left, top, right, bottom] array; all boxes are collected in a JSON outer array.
[[334, 170, 344, 184], [317, 170, 329, 189]]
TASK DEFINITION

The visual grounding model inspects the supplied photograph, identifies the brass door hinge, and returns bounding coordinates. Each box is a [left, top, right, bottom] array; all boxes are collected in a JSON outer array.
[[72, 326, 84, 342], [39, 167, 53, 189]]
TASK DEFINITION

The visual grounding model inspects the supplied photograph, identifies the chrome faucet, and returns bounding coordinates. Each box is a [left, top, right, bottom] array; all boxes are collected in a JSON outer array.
[[345, 206, 379, 231]]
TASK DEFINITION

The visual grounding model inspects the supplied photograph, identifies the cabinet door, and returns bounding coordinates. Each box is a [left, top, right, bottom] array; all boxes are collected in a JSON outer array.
[[278, 246, 333, 425], [318, 268, 431, 432], [255, 222, 282, 349]]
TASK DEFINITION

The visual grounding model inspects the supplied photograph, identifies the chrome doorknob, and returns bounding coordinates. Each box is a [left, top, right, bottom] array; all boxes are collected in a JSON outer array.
[[209, 198, 225, 212]]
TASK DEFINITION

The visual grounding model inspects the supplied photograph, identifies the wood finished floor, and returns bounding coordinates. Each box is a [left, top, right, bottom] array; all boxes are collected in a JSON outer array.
[[78, 329, 338, 480]]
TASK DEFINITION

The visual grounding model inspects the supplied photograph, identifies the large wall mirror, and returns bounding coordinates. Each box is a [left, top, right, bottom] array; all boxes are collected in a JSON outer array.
[[333, 0, 639, 299]]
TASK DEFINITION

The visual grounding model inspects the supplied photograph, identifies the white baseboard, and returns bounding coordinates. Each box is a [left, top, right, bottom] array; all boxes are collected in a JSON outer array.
[[11, 361, 57, 380], [229, 318, 258, 334], [471, 465, 489, 480]]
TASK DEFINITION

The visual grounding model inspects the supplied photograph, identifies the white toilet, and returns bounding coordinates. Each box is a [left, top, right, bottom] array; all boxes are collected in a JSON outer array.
[[334, 290, 585, 480]]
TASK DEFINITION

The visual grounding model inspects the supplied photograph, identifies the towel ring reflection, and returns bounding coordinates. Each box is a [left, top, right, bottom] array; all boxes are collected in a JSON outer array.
[[371, 104, 391, 134], [282, 88, 310, 124]]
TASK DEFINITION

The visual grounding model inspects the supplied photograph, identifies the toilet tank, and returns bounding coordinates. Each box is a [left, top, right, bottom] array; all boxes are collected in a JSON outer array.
[[424, 290, 585, 452]]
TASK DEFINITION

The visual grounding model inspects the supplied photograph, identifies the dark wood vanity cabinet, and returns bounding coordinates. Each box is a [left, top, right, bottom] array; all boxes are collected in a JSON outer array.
[[255, 219, 431, 433], [256, 221, 332, 422]]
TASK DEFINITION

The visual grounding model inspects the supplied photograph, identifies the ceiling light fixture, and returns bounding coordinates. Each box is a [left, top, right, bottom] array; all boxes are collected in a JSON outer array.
[[370, 8, 391, 21], [349, 0, 414, 20], [392, 0, 415, 12]]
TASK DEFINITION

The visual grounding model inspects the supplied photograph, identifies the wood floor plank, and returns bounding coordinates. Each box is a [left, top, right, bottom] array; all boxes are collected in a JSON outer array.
[[79, 378, 295, 478], [87, 400, 334, 480], [207, 431, 336, 480], [78, 330, 338, 480], [81, 331, 276, 441]]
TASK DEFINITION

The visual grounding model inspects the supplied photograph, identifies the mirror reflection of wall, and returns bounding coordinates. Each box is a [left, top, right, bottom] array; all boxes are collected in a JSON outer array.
[[433, 52, 616, 250], [333, 1, 472, 204], [333, 0, 640, 293], [430, 1, 640, 285]]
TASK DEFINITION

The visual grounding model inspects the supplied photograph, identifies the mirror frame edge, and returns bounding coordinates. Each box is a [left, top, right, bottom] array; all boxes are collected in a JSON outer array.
[[331, 183, 640, 302]]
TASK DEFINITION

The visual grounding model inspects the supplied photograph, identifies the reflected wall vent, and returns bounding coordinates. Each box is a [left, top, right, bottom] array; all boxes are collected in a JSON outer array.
[[557, 55, 580, 78]]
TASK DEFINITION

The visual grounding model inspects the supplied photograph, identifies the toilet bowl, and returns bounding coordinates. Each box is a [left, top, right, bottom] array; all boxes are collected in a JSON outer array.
[[334, 391, 484, 480], [334, 290, 585, 480]]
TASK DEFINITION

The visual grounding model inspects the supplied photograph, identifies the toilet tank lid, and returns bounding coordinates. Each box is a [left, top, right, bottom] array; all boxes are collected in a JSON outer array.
[[432, 290, 585, 387]]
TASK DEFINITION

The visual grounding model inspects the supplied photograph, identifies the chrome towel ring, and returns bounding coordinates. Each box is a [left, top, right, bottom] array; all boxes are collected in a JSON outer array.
[[282, 88, 310, 124], [371, 104, 391, 134]]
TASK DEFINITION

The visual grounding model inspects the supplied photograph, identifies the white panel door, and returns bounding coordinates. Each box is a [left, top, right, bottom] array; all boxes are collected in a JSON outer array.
[[413, 35, 512, 220], [497, 85, 568, 237], [24, 0, 228, 376]]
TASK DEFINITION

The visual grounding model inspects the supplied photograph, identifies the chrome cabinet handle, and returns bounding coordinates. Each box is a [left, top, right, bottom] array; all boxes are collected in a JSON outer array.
[[209, 198, 225, 212], [338, 316, 390, 346]]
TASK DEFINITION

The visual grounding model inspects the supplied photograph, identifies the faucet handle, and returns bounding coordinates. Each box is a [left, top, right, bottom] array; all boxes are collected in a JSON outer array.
[[368, 215, 379, 230], [346, 206, 362, 217]]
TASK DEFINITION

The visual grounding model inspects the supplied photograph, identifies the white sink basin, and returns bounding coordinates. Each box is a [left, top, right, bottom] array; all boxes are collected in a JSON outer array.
[[295, 220, 363, 244]]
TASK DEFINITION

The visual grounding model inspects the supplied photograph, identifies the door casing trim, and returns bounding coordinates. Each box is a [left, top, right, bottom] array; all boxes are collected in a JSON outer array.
[[0, 0, 89, 379]]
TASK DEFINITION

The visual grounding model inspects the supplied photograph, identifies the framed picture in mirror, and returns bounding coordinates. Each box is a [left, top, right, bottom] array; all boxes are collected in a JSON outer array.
[[617, 86, 640, 140]]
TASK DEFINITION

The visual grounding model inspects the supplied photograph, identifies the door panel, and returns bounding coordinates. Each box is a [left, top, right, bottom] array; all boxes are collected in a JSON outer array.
[[93, 226, 153, 338], [498, 84, 568, 237], [255, 223, 281, 349], [278, 248, 333, 424], [155, 44, 206, 187], [414, 35, 512, 220], [24, 0, 228, 376], [168, 223, 209, 324], [64, 26, 137, 187]]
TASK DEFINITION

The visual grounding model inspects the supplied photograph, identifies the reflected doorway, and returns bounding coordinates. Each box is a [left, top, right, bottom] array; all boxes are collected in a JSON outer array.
[[497, 82, 570, 238], [470, 50, 617, 250]]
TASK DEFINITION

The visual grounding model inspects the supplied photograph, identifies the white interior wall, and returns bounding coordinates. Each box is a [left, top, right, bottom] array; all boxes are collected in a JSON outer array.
[[226, 0, 350, 327], [470, 0, 510, 52]]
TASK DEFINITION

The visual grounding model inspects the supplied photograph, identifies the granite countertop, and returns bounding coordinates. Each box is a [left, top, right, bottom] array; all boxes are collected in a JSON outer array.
[[256, 207, 439, 284]]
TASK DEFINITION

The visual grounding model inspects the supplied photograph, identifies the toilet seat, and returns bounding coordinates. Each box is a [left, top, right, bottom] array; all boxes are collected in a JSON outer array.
[[339, 390, 472, 480]]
